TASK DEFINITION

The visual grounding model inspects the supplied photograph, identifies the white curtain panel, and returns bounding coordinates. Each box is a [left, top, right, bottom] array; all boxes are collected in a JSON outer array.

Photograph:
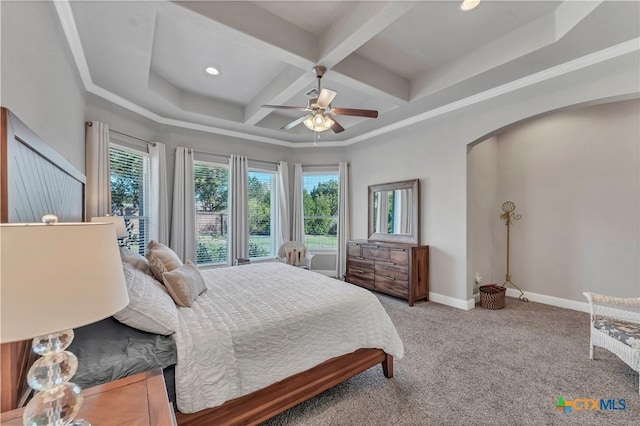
[[336, 162, 350, 279], [170, 147, 196, 262], [85, 121, 112, 220], [228, 155, 249, 266], [292, 163, 304, 242], [149, 142, 169, 244], [276, 161, 290, 250]]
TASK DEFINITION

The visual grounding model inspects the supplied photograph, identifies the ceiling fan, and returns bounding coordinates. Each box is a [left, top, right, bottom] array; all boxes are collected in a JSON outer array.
[[261, 66, 378, 134]]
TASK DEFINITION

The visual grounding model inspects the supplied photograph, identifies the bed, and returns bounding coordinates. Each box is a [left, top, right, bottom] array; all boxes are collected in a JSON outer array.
[[0, 107, 404, 425]]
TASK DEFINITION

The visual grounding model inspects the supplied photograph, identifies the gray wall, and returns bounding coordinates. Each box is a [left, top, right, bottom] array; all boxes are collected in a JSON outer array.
[[346, 52, 639, 307], [492, 100, 639, 300], [1, 0, 86, 171]]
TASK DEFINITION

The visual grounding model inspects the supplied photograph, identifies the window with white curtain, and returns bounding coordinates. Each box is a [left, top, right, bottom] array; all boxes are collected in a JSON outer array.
[[303, 172, 339, 251], [109, 144, 150, 254], [248, 170, 277, 259], [193, 161, 229, 265]]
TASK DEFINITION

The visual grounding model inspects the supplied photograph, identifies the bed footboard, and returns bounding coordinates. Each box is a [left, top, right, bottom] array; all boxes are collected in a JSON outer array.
[[176, 348, 392, 426]]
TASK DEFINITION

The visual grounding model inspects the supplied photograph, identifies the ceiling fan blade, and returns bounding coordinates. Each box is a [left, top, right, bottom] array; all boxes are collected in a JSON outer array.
[[331, 119, 345, 134], [281, 115, 308, 130], [262, 105, 309, 112], [331, 108, 378, 118], [316, 89, 337, 109]]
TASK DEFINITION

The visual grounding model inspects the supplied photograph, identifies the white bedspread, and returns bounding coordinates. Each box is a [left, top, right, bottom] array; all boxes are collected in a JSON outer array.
[[173, 262, 404, 413]]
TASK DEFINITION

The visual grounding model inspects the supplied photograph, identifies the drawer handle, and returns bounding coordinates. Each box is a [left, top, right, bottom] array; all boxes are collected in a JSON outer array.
[[356, 256, 365, 260], [386, 276, 396, 281], [353, 269, 365, 274], [380, 261, 396, 266]]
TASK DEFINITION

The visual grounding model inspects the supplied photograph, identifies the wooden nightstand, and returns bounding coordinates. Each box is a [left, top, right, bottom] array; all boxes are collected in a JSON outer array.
[[1, 369, 175, 426]]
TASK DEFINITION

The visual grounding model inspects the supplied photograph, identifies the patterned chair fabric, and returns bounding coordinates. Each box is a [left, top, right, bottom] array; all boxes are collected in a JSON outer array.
[[594, 319, 640, 350]]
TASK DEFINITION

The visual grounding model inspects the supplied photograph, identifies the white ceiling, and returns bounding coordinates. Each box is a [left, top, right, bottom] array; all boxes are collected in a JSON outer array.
[[58, 0, 639, 147]]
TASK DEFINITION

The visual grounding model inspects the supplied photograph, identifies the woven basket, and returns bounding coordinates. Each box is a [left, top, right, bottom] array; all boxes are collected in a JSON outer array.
[[479, 284, 506, 310]]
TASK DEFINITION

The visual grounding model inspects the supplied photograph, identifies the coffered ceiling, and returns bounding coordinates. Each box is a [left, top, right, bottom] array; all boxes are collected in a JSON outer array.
[[56, 1, 639, 147]]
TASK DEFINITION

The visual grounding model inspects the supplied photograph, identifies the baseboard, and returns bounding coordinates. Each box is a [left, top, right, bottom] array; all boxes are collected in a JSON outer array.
[[452, 289, 589, 313], [428, 292, 476, 310], [503, 288, 589, 313]]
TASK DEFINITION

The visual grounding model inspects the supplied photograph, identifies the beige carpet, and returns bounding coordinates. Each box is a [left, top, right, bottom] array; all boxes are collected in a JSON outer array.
[[263, 294, 639, 425]]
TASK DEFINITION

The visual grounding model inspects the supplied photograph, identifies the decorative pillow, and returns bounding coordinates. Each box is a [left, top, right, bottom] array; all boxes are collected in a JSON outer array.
[[114, 263, 179, 335], [146, 241, 183, 282], [162, 261, 207, 308], [119, 247, 153, 276]]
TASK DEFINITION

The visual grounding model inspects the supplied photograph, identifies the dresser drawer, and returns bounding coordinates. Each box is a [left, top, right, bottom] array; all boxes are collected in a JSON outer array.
[[347, 243, 362, 257], [361, 245, 390, 261], [375, 276, 409, 298], [347, 272, 375, 289], [348, 257, 374, 272], [389, 248, 410, 265], [375, 261, 408, 279]]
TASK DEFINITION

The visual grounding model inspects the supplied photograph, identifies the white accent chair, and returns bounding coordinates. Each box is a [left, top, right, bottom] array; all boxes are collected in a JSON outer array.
[[583, 292, 640, 393], [277, 241, 314, 270]]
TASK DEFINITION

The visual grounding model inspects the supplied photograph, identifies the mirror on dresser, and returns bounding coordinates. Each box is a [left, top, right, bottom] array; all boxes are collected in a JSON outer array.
[[368, 179, 419, 244]]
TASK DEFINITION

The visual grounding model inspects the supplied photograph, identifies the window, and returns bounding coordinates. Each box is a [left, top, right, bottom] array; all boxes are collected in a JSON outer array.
[[248, 170, 277, 259], [109, 145, 150, 254], [194, 162, 229, 265], [302, 173, 338, 250]]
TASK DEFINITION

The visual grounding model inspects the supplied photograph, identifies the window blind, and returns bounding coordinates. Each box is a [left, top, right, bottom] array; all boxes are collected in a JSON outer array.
[[109, 145, 150, 255]]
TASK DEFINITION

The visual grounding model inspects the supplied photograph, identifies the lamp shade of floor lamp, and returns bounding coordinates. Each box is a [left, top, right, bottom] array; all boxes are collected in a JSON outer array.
[[0, 216, 129, 426]]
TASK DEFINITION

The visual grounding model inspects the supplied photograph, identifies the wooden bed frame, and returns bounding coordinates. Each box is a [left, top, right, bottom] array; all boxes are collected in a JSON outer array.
[[0, 107, 396, 424], [176, 348, 393, 426]]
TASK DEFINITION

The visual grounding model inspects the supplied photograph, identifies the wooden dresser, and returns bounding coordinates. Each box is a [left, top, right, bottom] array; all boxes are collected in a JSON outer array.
[[346, 240, 429, 306]]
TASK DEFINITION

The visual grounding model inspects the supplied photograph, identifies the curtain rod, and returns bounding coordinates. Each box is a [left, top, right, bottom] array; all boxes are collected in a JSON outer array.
[[176, 148, 279, 166], [85, 122, 156, 146], [108, 129, 156, 147]]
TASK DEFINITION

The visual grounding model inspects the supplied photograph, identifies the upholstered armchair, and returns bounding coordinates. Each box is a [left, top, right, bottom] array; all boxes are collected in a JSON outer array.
[[277, 241, 314, 270], [583, 292, 640, 393]]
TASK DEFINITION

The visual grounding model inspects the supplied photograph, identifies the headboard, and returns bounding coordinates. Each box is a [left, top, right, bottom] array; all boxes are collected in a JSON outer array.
[[0, 107, 86, 412]]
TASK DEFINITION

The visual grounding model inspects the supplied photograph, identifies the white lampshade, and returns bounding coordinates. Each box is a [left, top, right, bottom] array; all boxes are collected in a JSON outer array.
[[91, 215, 127, 238], [0, 221, 129, 343]]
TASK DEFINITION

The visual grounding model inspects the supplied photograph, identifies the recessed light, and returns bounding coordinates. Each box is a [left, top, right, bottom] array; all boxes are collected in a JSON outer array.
[[205, 66, 220, 76], [460, 0, 480, 11]]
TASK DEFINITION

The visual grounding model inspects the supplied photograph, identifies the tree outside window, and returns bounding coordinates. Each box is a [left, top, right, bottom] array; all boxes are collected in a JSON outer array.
[[303, 173, 338, 250]]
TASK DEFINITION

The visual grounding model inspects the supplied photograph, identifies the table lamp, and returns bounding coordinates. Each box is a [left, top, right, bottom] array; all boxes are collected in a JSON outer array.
[[90, 215, 127, 246], [0, 215, 129, 426]]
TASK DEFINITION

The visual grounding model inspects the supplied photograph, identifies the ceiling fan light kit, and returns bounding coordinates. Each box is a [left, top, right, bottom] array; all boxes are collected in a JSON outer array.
[[460, 0, 481, 11], [261, 65, 379, 135], [303, 112, 334, 132]]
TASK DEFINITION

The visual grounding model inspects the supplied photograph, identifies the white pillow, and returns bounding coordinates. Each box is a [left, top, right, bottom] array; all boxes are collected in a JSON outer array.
[[114, 263, 179, 335], [162, 260, 207, 307]]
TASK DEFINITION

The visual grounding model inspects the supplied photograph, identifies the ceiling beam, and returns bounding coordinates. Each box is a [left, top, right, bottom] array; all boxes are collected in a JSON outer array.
[[411, 0, 603, 100], [244, 66, 313, 125], [331, 54, 410, 104], [318, 1, 417, 68], [173, 1, 317, 70], [244, 1, 415, 124]]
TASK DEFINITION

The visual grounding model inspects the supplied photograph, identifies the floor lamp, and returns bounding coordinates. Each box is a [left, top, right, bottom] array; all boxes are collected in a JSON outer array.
[[0, 216, 129, 426]]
